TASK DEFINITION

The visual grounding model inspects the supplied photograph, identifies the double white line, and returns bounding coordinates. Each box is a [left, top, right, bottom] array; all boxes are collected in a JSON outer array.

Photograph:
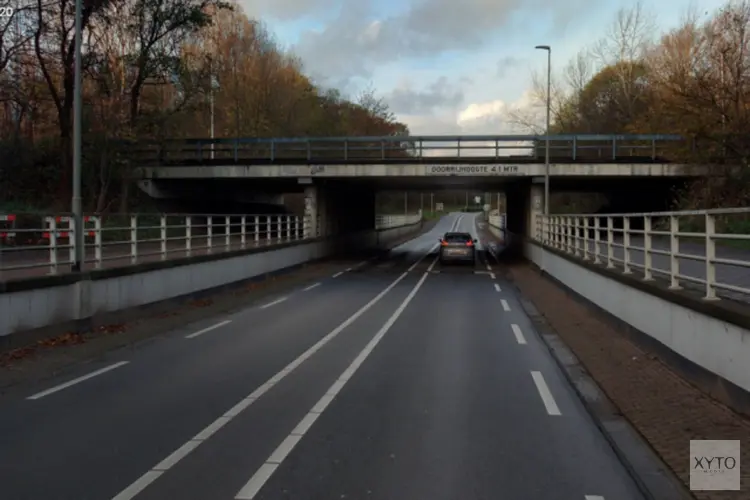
[[111, 238, 441, 500]]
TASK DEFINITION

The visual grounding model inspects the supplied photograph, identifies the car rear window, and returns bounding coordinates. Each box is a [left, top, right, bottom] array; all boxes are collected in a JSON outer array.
[[444, 233, 471, 242]]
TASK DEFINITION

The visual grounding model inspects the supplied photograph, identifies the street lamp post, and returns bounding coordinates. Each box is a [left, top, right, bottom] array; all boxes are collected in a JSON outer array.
[[72, 0, 84, 272], [535, 44, 551, 216]]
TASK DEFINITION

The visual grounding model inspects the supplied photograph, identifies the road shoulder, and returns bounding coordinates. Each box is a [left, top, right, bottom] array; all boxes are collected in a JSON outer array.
[[501, 261, 750, 500]]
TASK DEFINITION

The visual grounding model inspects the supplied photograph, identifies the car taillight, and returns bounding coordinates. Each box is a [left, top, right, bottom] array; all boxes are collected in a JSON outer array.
[[466, 240, 473, 246], [440, 239, 449, 246]]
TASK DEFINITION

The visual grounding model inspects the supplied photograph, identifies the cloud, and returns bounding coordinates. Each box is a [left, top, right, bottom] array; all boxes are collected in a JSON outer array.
[[496, 56, 523, 78], [289, 0, 591, 84], [385, 77, 465, 115]]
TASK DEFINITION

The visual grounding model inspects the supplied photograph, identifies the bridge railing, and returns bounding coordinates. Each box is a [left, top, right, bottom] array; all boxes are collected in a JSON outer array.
[[533, 208, 750, 302], [126, 134, 686, 165], [0, 211, 423, 281]]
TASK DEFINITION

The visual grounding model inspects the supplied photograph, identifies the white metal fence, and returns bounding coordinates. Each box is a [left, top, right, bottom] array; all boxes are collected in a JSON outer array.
[[0, 211, 423, 280], [533, 208, 750, 302], [488, 211, 507, 230]]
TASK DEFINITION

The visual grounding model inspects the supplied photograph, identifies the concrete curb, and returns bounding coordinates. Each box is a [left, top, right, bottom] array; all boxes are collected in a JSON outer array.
[[485, 249, 694, 500]]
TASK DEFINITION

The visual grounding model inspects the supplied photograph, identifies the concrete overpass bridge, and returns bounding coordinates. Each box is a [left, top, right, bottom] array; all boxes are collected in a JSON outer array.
[[132, 134, 711, 245]]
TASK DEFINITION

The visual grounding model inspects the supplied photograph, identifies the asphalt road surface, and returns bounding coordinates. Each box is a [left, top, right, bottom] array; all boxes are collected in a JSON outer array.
[[0, 213, 645, 500]]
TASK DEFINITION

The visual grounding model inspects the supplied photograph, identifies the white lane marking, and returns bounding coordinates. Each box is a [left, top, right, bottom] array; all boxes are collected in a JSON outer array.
[[235, 256, 437, 500], [185, 319, 232, 339], [486, 262, 492, 271], [490, 272, 496, 280], [408, 242, 439, 272], [494, 283, 501, 292], [501, 299, 510, 311], [27, 361, 130, 400], [584, 496, 605, 500], [531, 371, 562, 416], [332, 271, 343, 278], [345, 267, 352, 272], [260, 297, 287, 309], [110, 249, 430, 500], [511, 324, 526, 345], [111, 472, 163, 500], [302, 282, 321, 292]]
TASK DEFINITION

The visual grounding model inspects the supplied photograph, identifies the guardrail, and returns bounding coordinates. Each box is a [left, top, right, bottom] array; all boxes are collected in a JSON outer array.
[[0, 211, 423, 281], [533, 208, 750, 302], [127, 134, 685, 165]]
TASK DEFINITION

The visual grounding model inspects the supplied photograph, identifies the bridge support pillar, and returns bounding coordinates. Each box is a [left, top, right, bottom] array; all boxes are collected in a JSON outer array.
[[527, 183, 545, 241], [303, 185, 319, 238]]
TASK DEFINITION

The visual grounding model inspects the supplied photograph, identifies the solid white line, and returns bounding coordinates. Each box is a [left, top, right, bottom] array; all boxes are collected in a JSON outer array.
[[185, 319, 232, 339], [302, 282, 321, 292], [584, 496, 605, 500], [332, 271, 343, 278], [235, 257, 437, 500], [260, 297, 287, 309], [531, 371, 562, 416], [501, 299, 510, 311], [494, 283, 501, 292], [27, 361, 130, 400], [490, 272, 496, 280], [111, 471, 163, 500], [511, 324, 526, 345], [110, 249, 428, 500]]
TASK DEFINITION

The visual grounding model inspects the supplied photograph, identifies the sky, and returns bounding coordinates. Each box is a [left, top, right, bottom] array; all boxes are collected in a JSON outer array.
[[238, 0, 727, 137]]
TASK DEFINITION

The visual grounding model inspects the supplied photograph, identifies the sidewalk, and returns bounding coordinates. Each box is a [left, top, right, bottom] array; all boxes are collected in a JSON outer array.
[[506, 262, 750, 500]]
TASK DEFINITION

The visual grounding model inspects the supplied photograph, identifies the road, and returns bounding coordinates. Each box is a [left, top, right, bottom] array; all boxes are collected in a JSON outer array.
[[0, 213, 645, 500]]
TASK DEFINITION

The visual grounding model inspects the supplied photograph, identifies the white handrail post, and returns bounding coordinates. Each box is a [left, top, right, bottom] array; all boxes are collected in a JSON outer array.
[[582, 217, 590, 260], [254, 215, 260, 245], [266, 215, 272, 244], [94, 216, 102, 268], [68, 216, 76, 267], [643, 215, 653, 280], [286, 215, 291, 241], [606, 217, 614, 268], [160, 215, 167, 261], [593, 216, 601, 264], [704, 213, 718, 300], [623, 216, 632, 274], [241, 215, 247, 248], [130, 215, 138, 264], [207, 216, 213, 253], [185, 216, 192, 256], [225, 215, 231, 251], [48, 217, 58, 274], [668, 215, 681, 289]]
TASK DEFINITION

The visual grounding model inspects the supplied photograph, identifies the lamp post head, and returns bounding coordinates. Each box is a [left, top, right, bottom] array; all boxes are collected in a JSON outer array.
[[535, 45, 550, 51]]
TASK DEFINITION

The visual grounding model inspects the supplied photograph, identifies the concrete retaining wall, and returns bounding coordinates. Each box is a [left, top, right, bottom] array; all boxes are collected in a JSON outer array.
[[524, 240, 750, 401], [0, 222, 422, 339]]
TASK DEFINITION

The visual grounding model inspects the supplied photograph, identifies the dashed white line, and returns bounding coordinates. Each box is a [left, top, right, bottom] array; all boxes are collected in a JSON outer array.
[[501, 299, 511, 311], [109, 248, 433, 500], [494, 283, 501, 292], [511, 324, 526, 344], [185, 319, 232, 339], [27, 361, 130, 400], [486, 262, 492, 271], [260, 297, 287, 309], [489, 272, 496, 280], [302, 282, 321, 292], [332, 271, 343, 278], [345, 267, 353, 272], [584, 496, 605, 500], [235, 256, 438, 500], [531, 371, 562, 416]]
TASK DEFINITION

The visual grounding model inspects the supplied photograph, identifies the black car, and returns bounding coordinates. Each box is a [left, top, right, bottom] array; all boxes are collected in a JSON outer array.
[[438, 232, 477, 265]]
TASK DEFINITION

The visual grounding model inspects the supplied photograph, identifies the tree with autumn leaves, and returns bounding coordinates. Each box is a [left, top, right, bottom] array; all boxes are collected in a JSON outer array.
[[518, 1, 750, 208], [0, 0, 408, 212]]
